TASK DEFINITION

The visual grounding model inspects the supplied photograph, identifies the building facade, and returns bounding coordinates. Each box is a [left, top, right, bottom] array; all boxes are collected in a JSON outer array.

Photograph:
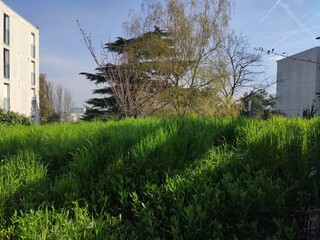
[[70, 107, 85, 122], [276, 47, 320, 116], [0, 2, 39, 124]]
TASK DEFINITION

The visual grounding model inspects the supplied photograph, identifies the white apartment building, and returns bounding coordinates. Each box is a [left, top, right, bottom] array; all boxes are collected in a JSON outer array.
[[276, 47, 320, 116], [0, 2, 39, 124], [70, 107, 85, 122]]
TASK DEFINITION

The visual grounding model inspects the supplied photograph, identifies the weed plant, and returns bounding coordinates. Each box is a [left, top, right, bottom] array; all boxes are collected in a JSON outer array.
[[0, 117, 319, 239]]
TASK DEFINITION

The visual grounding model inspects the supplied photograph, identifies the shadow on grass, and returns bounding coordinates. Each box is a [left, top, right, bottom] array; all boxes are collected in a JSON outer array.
[[1, 118, 248, 238]]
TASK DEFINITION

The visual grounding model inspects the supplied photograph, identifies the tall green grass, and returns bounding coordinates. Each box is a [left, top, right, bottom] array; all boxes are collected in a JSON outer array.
[[0, 117, 319, 239]]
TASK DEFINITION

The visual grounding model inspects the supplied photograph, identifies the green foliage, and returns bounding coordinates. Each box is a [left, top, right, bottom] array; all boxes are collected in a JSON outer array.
[[80, 26, 174, 119], [241, 90, 276, 119], [303, 100, 316, 119], [0, 117, 319, 238], [39, 74, 54, 124], [79, 71, 121, 121], [0, 108, 33, 126]]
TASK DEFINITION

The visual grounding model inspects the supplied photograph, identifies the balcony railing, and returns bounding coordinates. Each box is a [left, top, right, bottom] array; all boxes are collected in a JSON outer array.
[[4, 29, 9, 45], [3, 97, 10, 111], [31, 72, 36, 85], [31, 44, 35, 57], [4, 64, 9, 79]]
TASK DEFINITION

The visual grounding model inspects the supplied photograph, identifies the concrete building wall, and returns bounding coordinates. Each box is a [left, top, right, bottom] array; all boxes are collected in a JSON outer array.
[[0, 2, 39, 124], [276, 47, 320, 116], [70, 107, 86, 122]]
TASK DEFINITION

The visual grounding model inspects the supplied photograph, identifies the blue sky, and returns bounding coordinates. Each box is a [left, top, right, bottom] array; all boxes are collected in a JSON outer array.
[[4, 0, 320, 106]]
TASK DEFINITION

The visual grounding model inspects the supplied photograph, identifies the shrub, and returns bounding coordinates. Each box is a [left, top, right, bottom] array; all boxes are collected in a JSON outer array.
[[0, 108, 33, 126]]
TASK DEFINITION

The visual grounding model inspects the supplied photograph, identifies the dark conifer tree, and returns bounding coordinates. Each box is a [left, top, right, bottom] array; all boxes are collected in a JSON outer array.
[[80, 26, 175, 120], [79, 71, 120, 121]]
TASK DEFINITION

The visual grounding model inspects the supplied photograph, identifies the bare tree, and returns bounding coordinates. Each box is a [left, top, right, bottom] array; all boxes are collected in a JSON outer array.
[[46, 81, 74, 122], [53, 84, 75, 122], [80, 26, 174, 118], [47, 81, 55, 112], [54, 83, 64, 119], [62, 89, 74, 121], [39, 74, 53, 123], [39, 74, 75, 123], [125, 0, 231, 116], [215, 32, 271, 104]]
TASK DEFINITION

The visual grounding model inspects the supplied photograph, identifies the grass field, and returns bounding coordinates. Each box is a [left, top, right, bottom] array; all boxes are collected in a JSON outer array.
[[0, 116, 320, 239]]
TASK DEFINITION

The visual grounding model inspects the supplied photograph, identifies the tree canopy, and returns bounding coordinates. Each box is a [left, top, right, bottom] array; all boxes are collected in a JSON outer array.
[[80, 0, 269, 119], [241, 90, 276, 119], [80, 26, 177, 118], [39, 74, 74, 123], [79, 70, 120, 121]]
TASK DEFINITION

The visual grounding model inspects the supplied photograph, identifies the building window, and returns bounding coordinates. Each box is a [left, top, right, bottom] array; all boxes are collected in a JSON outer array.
[[3, 14, 9, 45], [31, 33, 35, 57], [31, 88, 36, 101], [4, 48, 9, 79], [3, 84, 9, 111], [31, 88, 36, 115], [31, 61, 35, 85]]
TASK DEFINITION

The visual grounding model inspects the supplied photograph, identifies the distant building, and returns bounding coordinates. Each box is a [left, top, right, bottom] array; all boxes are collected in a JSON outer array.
[[70, 107, 85, 122], [276, 47, 320, 116], [0, 2, 40, 123]]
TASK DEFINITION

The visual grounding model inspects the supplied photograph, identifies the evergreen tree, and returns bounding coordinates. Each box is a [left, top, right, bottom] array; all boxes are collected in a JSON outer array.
[[79, 71, 120, 121], [241, 90, 276, 119], [80, 0, 233, 117], [80, 27, 174, 119]]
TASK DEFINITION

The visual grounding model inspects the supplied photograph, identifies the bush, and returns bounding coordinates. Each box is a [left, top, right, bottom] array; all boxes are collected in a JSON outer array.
[[0, 109, 33, 126]]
